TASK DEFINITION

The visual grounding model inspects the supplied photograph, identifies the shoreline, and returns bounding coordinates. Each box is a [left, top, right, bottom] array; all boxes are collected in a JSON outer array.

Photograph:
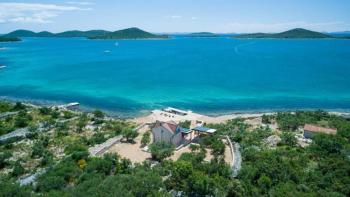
[[1, 97, 350, 123]]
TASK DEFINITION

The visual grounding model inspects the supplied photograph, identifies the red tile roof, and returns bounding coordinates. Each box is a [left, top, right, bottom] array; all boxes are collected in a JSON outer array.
[[154, 120, 178, 133], [304, 124, 337, 135]]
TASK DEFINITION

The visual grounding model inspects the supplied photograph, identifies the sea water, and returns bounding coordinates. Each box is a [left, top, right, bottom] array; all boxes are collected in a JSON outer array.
[[1, 37, 350, 117]]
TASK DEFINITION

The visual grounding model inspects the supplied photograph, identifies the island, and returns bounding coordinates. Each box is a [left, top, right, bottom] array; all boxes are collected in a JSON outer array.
[[186, 32, 218, 37], [0, 36, 21, 42], [234, 28, 333, 39], [3, 29, 110, 38], [3, 28, 168, 39], [55, 30, 110, 37], [88, 27, 169, 40]]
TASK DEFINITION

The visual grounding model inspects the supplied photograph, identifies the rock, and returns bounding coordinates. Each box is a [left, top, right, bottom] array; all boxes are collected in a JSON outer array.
[[264, 135, 281, 147]]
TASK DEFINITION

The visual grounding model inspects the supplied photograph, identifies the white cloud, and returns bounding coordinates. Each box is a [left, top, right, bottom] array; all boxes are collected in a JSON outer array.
[[66, 1, 94, 6], [168, 15, 182, 19], [191, 17, 197, 20], [224, 21, 348, 33], [0, 2, 91, 24]]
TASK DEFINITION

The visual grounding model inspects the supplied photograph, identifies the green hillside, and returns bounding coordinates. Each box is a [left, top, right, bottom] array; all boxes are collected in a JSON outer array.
[[4, 30, 110, 38], [56, 30, 110, 37], [0, 37, 21, 42], [89, 27, 169, 40], [235, 28, 333, 39], [4, 30, 37, 37]]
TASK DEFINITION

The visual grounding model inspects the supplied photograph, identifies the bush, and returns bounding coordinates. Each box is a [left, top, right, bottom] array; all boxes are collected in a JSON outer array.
[[280, 132, 297, 147], [141, 131, 151, 146], [12, 102, 26, 111], [93, 110, 104, 119], [0, 152, 12, 169], [39, 107, 51, 115], [12, 161, 25, 177], [32, 141, 45, 158], [179, 120, 191, 129], [149, 141, 175, 161], [122, 128, 138, 142]]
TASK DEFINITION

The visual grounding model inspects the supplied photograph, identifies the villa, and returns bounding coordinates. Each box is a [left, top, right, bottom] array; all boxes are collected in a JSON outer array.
[[303, 124, 337, 139], [152, 120, 216, 147]]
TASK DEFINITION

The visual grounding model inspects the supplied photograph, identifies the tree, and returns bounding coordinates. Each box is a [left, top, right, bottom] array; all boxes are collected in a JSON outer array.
[[12, 161, 25, 177], [149, 141, 175, 161], [0, 152, 12, 169], [0, 179, 30, 197], [257, 174, 272, 193], [141, 131, 151, 146], [93, 110, 104, 119], [12, 102, 26, 111], [122, 128, 138, 142], [32, 141, 45, 158], [179, 120, 191, 129], [211, 139, 225, 157], [262, 114, 271, 124], [280, 132, 297, 147]]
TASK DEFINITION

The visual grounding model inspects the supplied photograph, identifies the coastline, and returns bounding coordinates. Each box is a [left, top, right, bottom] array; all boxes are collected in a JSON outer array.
[[1, 97, 350, 122]]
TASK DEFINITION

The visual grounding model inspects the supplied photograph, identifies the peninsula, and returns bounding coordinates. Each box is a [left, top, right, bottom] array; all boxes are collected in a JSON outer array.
[[234, 28, 333, 39], [3, 28, 169, 40], [0, 36, 21, 42], [186, 32, 218, 37], [88, 27, 169, 40], [3, 29, 110, 38]]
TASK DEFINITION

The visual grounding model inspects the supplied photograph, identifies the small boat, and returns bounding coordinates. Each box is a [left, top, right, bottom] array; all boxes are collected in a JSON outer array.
[[104, 50, 111, 53], [115, 42, 119, 46], [0, 65, 6, 69]]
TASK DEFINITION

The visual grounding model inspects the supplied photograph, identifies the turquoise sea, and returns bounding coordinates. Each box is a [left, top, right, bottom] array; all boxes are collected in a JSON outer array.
[[1, 37, 350, 117]]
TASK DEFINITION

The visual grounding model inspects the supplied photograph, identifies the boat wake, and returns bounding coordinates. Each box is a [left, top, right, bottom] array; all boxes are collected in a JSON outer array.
[[234, 42, 256, 55]]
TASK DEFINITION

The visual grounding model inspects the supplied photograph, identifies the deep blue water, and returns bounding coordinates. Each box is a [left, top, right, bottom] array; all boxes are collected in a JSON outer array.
[[1, 37, 350, 117]]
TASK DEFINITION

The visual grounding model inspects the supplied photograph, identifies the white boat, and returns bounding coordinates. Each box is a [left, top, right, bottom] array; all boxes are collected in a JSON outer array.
[[0, 65, 6, 69], [104, 50, 111, 53], [115, 42, 119, 46]]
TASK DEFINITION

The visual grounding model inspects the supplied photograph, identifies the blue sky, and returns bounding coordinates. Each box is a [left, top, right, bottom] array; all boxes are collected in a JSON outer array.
[[0, 0, 349, 33]]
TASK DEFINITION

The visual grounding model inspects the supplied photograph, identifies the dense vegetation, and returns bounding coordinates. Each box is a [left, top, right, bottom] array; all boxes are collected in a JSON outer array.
[[3, 29, 110, 38], [4, 28, 169, 40], [234, 28, 333, 39], [0, 36, 21, 42], [1, 101, 349, 196], [89, 27, 169, 40]]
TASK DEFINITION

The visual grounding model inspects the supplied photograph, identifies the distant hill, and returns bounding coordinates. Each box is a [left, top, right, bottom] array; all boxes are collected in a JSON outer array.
[[234, 28, 333, 39], [328, 31, 350, 38], [89, 28, 169, 40], [4, 30, 110, 38], [187, 32, 218, 37], [4, 30, 38, 37], [0, 37, 21, 42], [36, 31, 55, 37], [56, 30, 110, 37]]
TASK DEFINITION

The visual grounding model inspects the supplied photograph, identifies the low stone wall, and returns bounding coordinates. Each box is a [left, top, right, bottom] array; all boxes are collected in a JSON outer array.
[[89, 136, 122, 156], [224, 135, 242, 177], [232, 142, 242, 177]]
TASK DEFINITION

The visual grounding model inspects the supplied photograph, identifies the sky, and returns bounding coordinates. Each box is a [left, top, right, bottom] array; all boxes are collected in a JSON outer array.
[[0, 0, 350, 33]]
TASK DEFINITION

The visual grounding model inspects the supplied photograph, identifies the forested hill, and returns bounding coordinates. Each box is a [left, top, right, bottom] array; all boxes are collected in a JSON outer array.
[[55, 30, 110, 37], [0, 36, 21, 42], [4, 28, 168, 39], [234, 28, 333, 39], [88, 27, 169, 40], [4, 29, 110, 38]]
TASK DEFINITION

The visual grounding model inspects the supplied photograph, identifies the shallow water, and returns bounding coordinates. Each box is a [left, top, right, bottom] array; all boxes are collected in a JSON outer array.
[[1, 37, 350, 117]]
